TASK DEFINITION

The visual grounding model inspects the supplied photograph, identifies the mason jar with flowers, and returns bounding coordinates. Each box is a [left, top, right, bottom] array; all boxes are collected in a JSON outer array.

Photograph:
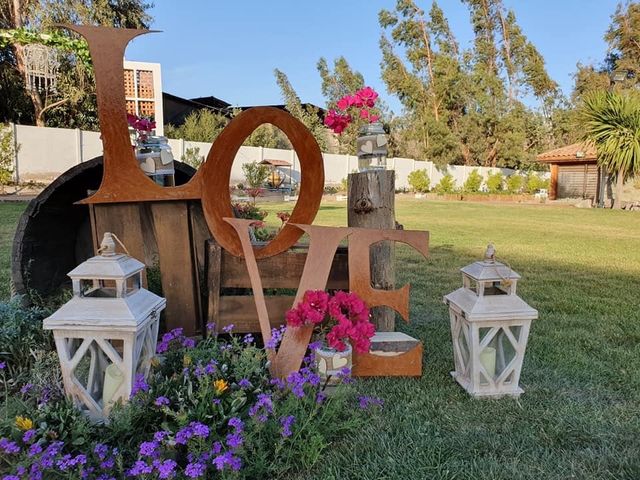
[[127, 113, 176, 186], [323, 87, 388, 172], [285, 290, 375, 384]]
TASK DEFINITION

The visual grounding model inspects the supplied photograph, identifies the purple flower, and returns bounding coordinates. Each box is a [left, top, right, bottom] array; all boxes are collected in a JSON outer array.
[[316, 392, 327, 404], [190, 422, 209, 438], [206, 322, 216, 332], [3, 475, 19, 480], [139, 441, 158, 457], [226, 432, 243, 449], [28, 442, 43, 456], [212, 452, 236, 471], [238, 378, 251, 389], [128, 460, 153, 476], [265, 325, 287, 349], [131, 373, 149, 396], [0, 438, 20, 454], [248, 393, 273, 423], [0, 361, 5, 370], [94, 443, 108, 459], [156, 459, 177, 479], [242, 333, 254, 344], [280, 415, 295, 438], [286, 371, 306, 398], [153, 431, 169, 443], [184, 462, 206, 478], [204, 361, 217, 375], [182, 337, 196, 349], [357, 395, 384, 410], [210, 441, 222, 455], [228, 417, 244, 431], [270, 378, 285, 390], [222, 324, 234, 333], [22, 429, 36, 444], [175, 426, 193, 445], [154, 396, 170, 407], [20, 383, 33, 395]]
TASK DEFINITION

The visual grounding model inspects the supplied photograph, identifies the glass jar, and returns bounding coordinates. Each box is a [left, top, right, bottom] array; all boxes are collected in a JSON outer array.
[[135, 136, 176, 186], [356, 122, 388, 172]]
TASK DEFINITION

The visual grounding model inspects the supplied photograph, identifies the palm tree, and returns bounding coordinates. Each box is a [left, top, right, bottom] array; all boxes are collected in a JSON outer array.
[[579, 91, 640, 209]]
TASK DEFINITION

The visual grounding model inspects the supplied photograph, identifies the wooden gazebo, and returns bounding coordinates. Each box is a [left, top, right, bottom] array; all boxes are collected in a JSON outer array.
[[536, 142, 603, 203]]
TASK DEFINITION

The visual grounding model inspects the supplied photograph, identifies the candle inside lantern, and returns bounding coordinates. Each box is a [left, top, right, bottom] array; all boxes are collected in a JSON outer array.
[[102, 364, 124, 405], [480, 347, 496, 378]]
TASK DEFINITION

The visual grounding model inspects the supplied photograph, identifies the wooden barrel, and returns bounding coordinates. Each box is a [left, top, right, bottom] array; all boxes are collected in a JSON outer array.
[[11, 157, 196, 300]]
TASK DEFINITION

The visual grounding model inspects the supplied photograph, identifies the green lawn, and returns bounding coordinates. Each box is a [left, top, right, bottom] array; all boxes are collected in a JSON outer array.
[[2, 198, 640, 479]]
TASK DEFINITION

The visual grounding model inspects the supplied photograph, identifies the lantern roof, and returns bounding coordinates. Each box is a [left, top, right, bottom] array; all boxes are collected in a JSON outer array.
[[68, 253, 145, 280], [461, 244, 521, 282], [44, 290, 166, 329], [68, 232, 144, 279], [444, 287, 537, 322]]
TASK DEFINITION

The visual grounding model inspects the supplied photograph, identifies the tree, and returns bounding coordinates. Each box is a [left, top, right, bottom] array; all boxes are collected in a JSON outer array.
[[0, 0, 152, 127], [434, 173, 456, 194], [379, 0, 556, 168], [579, 90, 640, 208], [165, 110, 228, 143], [0, 123, 17, 188], [604, 1, 640, 89], [274, 69, 327, 151]]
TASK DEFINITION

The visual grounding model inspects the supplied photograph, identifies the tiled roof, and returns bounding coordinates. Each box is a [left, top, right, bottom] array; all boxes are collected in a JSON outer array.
[[260, 159, 291, 167], [536, 142, 597, 163]]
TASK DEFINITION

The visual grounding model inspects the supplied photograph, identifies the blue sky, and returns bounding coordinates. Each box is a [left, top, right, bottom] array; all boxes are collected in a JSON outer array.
[[125, 0, 620, 114]]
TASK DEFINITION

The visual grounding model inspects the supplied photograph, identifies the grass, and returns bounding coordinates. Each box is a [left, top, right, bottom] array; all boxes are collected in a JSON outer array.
[[2, 198, 640, 479]]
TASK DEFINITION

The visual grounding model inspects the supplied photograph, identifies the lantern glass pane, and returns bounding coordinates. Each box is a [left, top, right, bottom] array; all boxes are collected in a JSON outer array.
[[495, 327, 519, 379], [483, 281, 509, 296], [125, 274, 141, 295], [80, 279, 117, 298]]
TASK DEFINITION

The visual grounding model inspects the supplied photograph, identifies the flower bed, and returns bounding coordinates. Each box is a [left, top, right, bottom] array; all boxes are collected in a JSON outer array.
[[0, 301, 383, 479]]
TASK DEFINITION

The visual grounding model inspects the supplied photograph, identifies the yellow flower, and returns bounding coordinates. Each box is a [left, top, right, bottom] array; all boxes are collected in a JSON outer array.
[[15, 416, 33, 431], [183, 355, 192, 367], [213, 379, 229, 395], [151, 356, 161, 368]]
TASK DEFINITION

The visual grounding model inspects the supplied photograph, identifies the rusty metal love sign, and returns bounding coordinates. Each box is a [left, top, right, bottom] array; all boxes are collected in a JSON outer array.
[[65, 26, 428, 377]]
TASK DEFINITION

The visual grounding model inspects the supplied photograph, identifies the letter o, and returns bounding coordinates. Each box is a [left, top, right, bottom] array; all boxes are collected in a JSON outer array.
[[200, 107, 324, 258]]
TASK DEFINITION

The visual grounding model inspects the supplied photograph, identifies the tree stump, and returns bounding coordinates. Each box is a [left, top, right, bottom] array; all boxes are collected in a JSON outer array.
[[347, 170, 396, 331]]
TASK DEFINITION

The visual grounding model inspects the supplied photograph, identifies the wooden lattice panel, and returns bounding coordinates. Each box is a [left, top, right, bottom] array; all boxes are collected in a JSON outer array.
[[124, 69, 135, 97], [125, 100, 136, 116], [137, 70, 154, 99], [138, 100, 155, 118]]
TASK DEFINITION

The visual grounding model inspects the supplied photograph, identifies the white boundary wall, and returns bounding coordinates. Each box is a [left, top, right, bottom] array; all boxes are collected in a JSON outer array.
[[9, 124, 525, 188]]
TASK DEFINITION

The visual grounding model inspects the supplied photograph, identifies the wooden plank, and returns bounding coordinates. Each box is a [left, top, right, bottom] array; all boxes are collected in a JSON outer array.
[[92, 204, 147, 287], [347, 170, 396, 331], [189, 201, 211, 323], [206, 240, 222, 331], [219, 247, 349, 289], [150, 201, 200, 335], [217, 295, 294, 333], [368, 332, 421, 353]]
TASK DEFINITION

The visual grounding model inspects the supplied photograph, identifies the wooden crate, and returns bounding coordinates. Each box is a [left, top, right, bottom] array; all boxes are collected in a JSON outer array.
[[207, 240, 349, 333]]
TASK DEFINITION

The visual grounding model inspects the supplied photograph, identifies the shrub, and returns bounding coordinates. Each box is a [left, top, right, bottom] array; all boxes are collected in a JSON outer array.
[[340, 177, 348, 192], [463, 169, 483, 193], [506, 174, 524, 194], [407, 169, 430, 193], [164, 110, 228, 143], [242, 162, 270, 189], [525, 173, 549, 193], [0, 299, 53, 390], [324, 185, 339, 195], [233, 202, 268, 221], [434, 174, 456, 194], [486, 171, 504, 193], [0, 326, 381, 478], [181, 146, 204, 168]]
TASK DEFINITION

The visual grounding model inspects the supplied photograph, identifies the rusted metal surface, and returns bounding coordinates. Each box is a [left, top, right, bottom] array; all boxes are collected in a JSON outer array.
[[64, 26, 323, 260], [200, 108, 324, 258], [348, 228, 429, 321]]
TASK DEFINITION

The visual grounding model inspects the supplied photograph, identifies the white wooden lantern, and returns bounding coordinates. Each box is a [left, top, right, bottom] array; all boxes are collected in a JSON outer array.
[[43, 232, 166, 420], [443, 245, 537, 398]]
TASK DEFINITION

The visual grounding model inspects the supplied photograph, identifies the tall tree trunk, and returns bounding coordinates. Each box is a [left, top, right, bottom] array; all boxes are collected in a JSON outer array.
[[614, 168, 625, 209], [11, 0, 47, 127]]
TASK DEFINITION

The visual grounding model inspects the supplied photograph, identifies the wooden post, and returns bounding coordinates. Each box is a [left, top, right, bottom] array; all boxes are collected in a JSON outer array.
[[347, 170, 396, 331]]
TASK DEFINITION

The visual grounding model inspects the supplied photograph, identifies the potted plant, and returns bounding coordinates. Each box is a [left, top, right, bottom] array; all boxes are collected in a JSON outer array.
[[323, 87, 387, 172], [127, 113, 175, 186], [285, 290, 375, 384]]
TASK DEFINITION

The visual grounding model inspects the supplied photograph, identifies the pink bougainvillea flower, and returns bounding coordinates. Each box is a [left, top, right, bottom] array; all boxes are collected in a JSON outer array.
[[356, 86, 378, 108], [336, 97, 350, 110], [369, 114, 380, 123], [359, 109, 370, 120]]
